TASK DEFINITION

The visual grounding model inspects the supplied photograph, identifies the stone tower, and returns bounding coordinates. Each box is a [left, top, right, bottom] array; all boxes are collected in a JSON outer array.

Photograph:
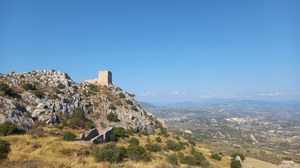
[[98, 71, 112, 85]]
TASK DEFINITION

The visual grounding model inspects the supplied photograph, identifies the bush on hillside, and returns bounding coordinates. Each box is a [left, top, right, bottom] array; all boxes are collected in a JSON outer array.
[[127, 144, 151, 162], [145, 143, 161, 152], [70, 118, 84, 128], [211, 153, 222, 161], [231, 152, 245, 161], [0, 121, 19, 136], [167, 140, 185, 151], [159, 126, 170, 137], [128, 138, 140, 146], [167, 154, 178, 165], [155, 136, 162, 143], [191, 148, 210, 167], [57, 83, 66, 89], [69, 107, 86, 128], [62, 131, 76, 141], [140, 130, 149, 136], [125, 100, 134, 105], [180, 155, 198, 166], [109, 127, 127, 141], [179, 149, 210, 167], [22, 83, 37, 91], [0, 139, 11, 160], [106, 112, 119, 122], [92, 143, 127, 163], [118, 93, 126, 98], [231, 160, 242, 168], [31, 90, 44, 99], [0, 82, 18, 97]]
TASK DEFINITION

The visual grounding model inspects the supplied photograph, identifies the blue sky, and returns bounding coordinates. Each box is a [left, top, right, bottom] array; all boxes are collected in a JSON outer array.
[[1, 0, 300, 103]]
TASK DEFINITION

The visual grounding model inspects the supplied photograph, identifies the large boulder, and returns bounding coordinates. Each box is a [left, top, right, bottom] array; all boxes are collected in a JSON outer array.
[[80, 127, 113, 144]]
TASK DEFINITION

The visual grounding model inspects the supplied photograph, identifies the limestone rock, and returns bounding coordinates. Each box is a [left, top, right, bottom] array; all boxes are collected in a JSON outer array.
[[81, 128, 99, 141], [80, 127, 113, 144], [0, 70, 161, 133]]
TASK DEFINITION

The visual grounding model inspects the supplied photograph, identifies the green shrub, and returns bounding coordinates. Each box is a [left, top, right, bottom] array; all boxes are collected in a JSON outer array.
[[107, 112, 119, 122], [127, 144, 151, 162], [179, 150, 210, 167], [69, 107, 86, 128], [86, 121, 94, 129], [231, 152, 245, 161], [20, 74, 25, 78], [231, 160, 242, 168], [109, 134, 117, 142], [70, 117, 85, 128], [128, 138, 140, 146], [155, 136, 162, 143], [126, 100, 134, 105], [211, 153, 222, 161], [167, 140, 185, 151], [109, 127, 127, 141], [159, 126, 170, 137], [191, 148, 210, 167], [57, 83, 66, 89], [145, 143, 161, 152], [0, 82, 17, 97], [92, 143, 127, 163], [62, 131, 76, 141], [167, 154, 178, 165], [118, 93, 126, 98], [140, 130, 149, 136], [31, 90, 44, 99], [0, 139, 11, 160], [126, 127, 135, 135], [0, 121, 19, 136], [72, 107, 85, 119], [22, 83, 37, 91], [282, 156, 292, 161], [180, 155, 197, 166]]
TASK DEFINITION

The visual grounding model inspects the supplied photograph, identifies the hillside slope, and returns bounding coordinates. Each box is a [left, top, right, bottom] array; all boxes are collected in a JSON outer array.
[[0, 70, 157, 132], [0, 70, 231, 167]]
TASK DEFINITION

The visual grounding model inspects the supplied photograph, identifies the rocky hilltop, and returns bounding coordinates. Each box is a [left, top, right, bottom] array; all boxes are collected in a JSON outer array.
[[0, 70, 158, 133]]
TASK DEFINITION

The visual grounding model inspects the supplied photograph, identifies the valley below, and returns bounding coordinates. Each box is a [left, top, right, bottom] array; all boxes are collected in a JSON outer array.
[[141, 100, 300, 167]]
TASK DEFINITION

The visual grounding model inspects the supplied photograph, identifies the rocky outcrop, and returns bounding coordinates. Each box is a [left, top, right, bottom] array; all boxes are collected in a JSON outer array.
[[0, 70, 159, 132], [80, 127, 113, 144], [235, 156, 243, 164], [279, 161, 300, 168]]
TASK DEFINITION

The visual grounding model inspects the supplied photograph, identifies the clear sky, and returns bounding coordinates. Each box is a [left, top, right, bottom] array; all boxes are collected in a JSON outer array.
[[1, 0, 300, 103]]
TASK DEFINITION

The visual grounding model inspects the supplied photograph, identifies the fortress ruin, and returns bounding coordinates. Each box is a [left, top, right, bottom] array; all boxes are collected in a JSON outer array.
[[83, 71, 112, 86]]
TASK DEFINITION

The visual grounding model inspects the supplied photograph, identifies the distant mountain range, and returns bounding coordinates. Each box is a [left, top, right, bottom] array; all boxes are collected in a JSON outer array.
[[140, 100, 300, 110]]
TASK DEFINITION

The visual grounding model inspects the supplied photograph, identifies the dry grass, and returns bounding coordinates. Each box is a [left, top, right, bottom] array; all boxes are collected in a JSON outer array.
[[243, 157, 279, 168], [0, 127, 231, 168]]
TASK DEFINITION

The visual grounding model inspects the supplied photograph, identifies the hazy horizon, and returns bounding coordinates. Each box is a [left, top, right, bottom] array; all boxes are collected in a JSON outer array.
[[1, 0, 299, 103]]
